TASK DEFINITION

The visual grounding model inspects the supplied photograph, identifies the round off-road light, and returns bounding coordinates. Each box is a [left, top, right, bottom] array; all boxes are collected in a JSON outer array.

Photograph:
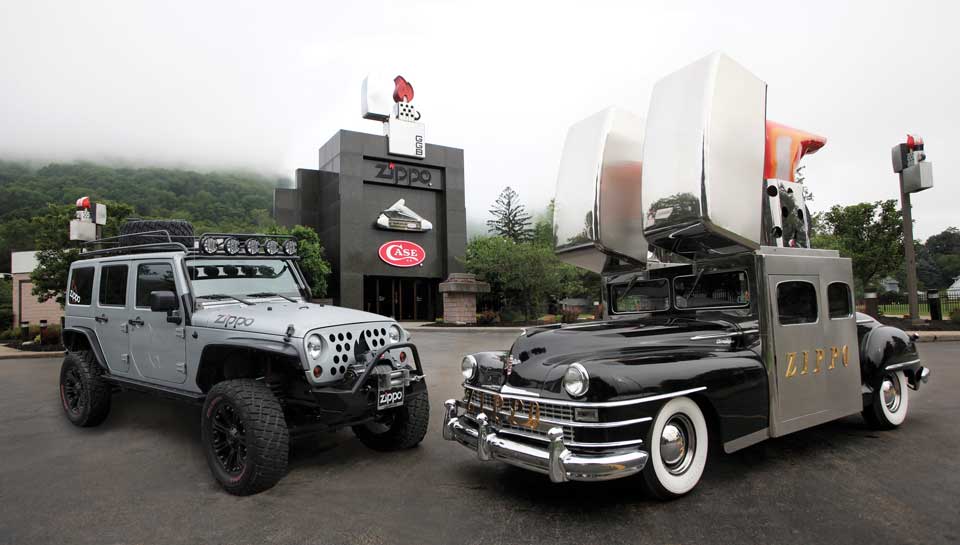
[[264, 239, 280, 255], [563, 363, 589, 398], [388, 324, 402, 343], [244, 238, 261, 255], [223, 238, 240, 255], [306, 334, 323, 360], [200, 237, 219, 254], [282, 239, 298, 255], [461, 354, 478, 381]]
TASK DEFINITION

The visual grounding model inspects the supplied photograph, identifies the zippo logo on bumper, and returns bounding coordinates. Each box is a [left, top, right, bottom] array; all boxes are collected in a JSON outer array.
[[378, 240, 425, 267]]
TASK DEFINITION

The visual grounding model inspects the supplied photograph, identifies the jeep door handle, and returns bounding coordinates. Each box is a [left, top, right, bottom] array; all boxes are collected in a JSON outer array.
[[128, 317, 144, 327], [94, 314, 108, 323]]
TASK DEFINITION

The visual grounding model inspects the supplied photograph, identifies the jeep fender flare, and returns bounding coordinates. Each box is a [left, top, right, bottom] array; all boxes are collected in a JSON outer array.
[[61, 327, 110, 373], [195, 337, 303, 393]]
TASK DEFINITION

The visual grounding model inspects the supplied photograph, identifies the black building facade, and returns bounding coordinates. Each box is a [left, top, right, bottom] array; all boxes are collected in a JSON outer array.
[[274, 130, 466, 321]]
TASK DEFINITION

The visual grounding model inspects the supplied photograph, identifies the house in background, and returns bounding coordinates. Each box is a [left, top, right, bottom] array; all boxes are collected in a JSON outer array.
[[879, 277, 900, 293], [11, 251, 62, 327], [948, 276, 960, 297]]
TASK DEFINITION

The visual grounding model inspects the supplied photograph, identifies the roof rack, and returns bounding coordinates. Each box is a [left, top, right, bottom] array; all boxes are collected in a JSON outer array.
[[79, 230, 192, 258]]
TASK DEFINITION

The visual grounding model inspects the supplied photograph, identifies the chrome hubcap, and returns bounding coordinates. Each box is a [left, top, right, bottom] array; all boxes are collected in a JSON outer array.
[[660, 414, 696, 475], [882, 376, 901, 413]]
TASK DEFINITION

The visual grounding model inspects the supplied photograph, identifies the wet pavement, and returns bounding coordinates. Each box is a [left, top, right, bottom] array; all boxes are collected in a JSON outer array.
[[0, 331, 956, 545]]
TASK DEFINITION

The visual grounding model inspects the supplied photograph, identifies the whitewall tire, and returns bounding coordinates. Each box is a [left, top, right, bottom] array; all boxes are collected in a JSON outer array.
[[642, 396, 709, 500], [864, 370, 909, 429]]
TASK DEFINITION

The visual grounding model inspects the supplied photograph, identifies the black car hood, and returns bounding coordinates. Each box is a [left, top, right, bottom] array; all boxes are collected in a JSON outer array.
[[502, 317, 749, 401]]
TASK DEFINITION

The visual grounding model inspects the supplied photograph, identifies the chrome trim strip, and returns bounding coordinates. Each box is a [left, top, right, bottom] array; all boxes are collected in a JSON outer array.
[[499, 384, 540, 397], [885, 359, 921, 370], [566, 438, 645, 448], [463, 384, 707, 408]]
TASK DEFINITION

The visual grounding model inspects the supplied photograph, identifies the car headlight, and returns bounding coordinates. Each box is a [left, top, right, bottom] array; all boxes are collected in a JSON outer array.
[[388, 324, 402, 343], [563, 363, 589, 397], [461, 354, 478, 380], [305, 334, 323, 360]]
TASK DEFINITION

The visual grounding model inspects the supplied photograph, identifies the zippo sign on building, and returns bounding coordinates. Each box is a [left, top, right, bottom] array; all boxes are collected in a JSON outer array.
[[275, 75, 466, 321]]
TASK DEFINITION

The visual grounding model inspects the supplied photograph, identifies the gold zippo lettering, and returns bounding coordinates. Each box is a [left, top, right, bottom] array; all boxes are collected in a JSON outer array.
[[785, 345, 849, 379]]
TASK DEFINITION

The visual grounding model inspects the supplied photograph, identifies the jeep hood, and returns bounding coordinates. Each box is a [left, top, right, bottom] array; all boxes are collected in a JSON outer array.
[[191, 301, 393, 337]]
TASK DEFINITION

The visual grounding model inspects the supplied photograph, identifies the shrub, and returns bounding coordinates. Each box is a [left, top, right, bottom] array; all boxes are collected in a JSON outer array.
[[500, 307, 525, 323], [477, 310, 498, 325], [951, 309, 960, 324], [561, 309, 580, 324]]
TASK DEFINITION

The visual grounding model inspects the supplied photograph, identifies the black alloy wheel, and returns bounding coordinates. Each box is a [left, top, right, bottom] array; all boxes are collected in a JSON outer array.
[[210, 400, 247, 477]]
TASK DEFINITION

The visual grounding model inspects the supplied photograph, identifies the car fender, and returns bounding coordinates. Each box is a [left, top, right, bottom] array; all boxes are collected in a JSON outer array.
[[61, 326, 110, 373]]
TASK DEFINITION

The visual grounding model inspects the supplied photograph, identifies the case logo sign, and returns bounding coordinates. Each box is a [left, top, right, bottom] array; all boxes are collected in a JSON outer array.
[[378, 241, 425, 267]]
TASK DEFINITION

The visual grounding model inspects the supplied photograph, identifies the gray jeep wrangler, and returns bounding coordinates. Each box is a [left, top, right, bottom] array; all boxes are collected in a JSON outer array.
[[58, 220, 429, 495]]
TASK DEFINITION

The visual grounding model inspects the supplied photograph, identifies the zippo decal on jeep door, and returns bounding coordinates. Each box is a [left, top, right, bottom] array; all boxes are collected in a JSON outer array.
[[215, 314, 256, 329]]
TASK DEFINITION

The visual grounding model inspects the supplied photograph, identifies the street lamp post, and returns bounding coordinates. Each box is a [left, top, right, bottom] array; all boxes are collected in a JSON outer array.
[[891, 135, 934, 325]]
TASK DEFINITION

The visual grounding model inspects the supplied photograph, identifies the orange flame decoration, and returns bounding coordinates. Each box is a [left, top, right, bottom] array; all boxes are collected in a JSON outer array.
[[764, 120, 827, 182], [393, 75, 414, 103]]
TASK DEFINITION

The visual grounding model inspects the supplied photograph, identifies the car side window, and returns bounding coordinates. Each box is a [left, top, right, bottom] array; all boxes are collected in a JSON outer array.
[[136, 263, 177, 308], [827, 282, 852, 319], [776, 281, 818, 325], [67, 267, 95, 305], [98, 264, 129, 306]]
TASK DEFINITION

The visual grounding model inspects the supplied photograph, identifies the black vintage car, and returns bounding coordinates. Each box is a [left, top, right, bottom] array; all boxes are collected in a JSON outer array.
[[442, 53, 931, 498]]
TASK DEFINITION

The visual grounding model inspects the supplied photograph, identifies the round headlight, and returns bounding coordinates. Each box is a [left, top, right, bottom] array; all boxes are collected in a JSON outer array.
[[223, 238, 240, 255], [562, 363, 589, 397], [200, 237, 219, 254], [387, 324, 402, 343], [282, 239, 298, 255], [305, 334, 323, 360], [264, 239, 280, 255], [244, 238, 261, 255], [461, 355, 478, 381]]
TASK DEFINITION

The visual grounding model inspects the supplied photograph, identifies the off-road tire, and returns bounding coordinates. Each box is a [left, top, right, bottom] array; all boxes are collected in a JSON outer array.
[[120, 219, 195, 246], [59, 350, 111, 427], [863, 370, 909, 430], [352, 392, 430, 451], [201, 379, 289, 496]]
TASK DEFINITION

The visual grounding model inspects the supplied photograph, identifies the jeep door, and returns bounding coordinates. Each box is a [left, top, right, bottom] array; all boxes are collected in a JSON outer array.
[[94, 262, 132, 374], [128, 261, 187, 384]]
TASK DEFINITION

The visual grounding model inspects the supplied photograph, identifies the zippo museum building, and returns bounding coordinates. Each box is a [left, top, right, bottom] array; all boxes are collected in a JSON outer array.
[[274, 75, 481, 322]]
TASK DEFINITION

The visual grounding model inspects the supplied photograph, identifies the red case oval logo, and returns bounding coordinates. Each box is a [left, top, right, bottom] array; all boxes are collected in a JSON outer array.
[[378, 240, 425, 267]]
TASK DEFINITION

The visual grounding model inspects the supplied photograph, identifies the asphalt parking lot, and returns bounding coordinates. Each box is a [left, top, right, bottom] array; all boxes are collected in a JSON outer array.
[[0, 331, 957, 545]]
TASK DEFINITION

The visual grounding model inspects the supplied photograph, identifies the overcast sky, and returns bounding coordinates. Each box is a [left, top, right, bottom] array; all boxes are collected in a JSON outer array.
[[1, 0, 957, 239]]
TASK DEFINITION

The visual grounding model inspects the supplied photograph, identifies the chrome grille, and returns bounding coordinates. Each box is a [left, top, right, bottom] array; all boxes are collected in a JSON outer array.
[[463, 388, 574, 442], [310, 322, 394, 384]]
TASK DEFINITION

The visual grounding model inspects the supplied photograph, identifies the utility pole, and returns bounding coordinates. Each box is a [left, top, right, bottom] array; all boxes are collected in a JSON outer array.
[[891, 135, 933, 325]]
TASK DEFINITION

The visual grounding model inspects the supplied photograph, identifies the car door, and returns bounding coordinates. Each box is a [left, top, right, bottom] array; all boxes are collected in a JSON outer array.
[[768, 275, 828, 435], [128, 261, 187, 384], [93, 262, 132, 374]]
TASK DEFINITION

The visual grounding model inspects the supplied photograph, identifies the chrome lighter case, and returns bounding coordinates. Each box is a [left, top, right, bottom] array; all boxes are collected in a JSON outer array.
[[641, 53, 768, 258], [553, 107, 647, 273]]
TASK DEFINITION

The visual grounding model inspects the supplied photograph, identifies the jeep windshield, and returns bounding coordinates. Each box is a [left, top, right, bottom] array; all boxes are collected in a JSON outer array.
[[187, 259, 303, 301]]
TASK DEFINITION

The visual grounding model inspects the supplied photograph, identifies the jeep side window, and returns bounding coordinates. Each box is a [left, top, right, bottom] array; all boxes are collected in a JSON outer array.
[[98, 264, 129, 306], [136, 263, 177, 308], [67, 267, 95, 305], [776, 281, 818, 325], [827, 282, 852, 319]]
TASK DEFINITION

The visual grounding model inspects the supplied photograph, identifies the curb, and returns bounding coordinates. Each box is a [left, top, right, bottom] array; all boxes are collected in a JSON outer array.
[[910, 333, 960, 343], [0, 351, 65, 361]]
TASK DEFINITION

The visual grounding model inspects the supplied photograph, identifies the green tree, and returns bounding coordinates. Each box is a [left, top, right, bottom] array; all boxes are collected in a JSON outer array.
[[268, 225, 331, 298], [811, 200, 903, 291], [0, 277, 12, 331], [30, 201, 136, 306], [531, 199, 601, 302], [486, 186, 532, 243]]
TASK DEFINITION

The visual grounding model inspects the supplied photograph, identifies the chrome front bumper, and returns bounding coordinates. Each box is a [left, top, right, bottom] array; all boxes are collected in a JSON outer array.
[[442, 399, 648, 483]]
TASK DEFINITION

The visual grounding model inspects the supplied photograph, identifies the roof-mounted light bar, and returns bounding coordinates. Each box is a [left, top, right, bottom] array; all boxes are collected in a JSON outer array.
[[198, 233, 298, 257]]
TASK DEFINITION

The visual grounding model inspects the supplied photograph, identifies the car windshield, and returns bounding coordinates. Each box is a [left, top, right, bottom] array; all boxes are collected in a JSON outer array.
[[673, 270, 749, 309], [187, 259, 302, 300], [611, 279, 670, 313]]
